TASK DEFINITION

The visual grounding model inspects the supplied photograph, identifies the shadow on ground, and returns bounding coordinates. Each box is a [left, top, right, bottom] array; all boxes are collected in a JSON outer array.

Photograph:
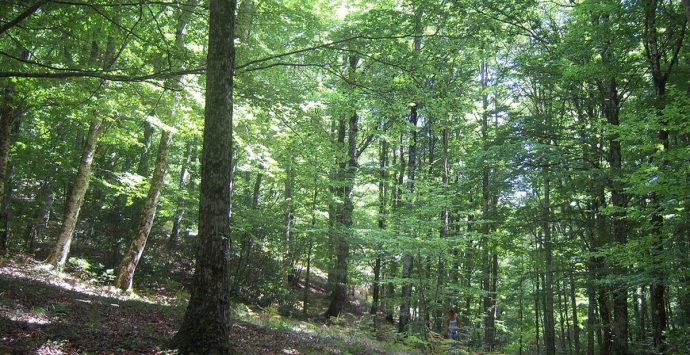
[[0, 273, 181, 354], [0, 256, 406, 354]]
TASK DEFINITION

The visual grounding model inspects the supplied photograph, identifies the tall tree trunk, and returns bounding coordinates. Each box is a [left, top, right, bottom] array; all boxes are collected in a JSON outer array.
[[172, 0, 236, 352], [534, 260, 542, 354], [303, 183, 318, 316], [569, 271, 580, 355], [283, 152, 295, 281], [586, 265, 595, 355], [0, 81, 19, 255], [46, 116, 102, 268], [117, 0, 194, 289], [398, 7, 422, 333], [115, 130, 172, 291], [641, 2, 685, 349], [371, 135, 387, 315], [398, 103, 418, 333], [543, 171, 556, 355], [435, 127, 449, 330], [47, 34, 117, 268], [324, 55, 359, 319], [479, 57, 496, 350]]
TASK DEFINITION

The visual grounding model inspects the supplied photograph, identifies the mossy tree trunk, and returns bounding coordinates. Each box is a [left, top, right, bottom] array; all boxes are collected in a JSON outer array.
[[115, 130, 172, 291]]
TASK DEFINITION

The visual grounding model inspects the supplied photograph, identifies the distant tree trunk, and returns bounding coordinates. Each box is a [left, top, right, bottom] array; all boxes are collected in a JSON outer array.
[[569, 271, 580, 355], [371, 136, 387, 315], [478, 57, 497, 350], [324, 55, 359, 319], [435, 127, 449, 330], [283, 152, 295, 281], [398, 103, 418, 333], [326, 99, 341, 293], [543, 171, 556, 355], [303, 183, 318, 316], [398, 7, 422, 333], [586, 265, 596, 355], [0, 81, 19, 255], [172, 0, 236, 352], [641, 2, 685, 349], [533, 260, 542, 354], [115, 130, 172, 291], [27, 180, 54, 251], [462, 214, 472, 326], [168, 140, 193, 250]]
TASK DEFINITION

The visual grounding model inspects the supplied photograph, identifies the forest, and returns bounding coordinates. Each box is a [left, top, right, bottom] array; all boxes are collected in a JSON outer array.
[[0, 0, 689, 354]]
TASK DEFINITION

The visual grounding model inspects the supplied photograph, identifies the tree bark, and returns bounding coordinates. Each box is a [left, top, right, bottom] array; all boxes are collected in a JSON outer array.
[[115, 130, 172, 291], [172, 0, 236, 352], [46, 116, 102, 268]]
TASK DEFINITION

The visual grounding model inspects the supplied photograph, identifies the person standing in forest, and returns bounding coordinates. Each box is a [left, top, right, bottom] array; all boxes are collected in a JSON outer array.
[[448, 309, 459, 341]]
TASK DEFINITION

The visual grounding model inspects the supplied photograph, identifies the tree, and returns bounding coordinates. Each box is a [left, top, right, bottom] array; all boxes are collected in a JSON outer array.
[[172, 0, 237, 352]]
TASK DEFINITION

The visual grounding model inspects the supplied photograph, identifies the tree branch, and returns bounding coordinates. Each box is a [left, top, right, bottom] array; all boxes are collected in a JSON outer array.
[[0, 0, 49, 36]]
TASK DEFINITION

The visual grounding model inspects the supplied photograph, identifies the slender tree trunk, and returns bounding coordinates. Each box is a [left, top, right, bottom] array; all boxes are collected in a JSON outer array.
[[598, 10, 633, 353], [172, 0, 236, 352], [534, 261, 542, 354], [115, 130, 172, 291], [47, 34, 117, 268], [46, 116, 102, 268], [586, 265, 595, 355], [303, 183, 317, 316], [283, 152, 295, 281], [543, 172, 556, 355], [435, 127, 449, 330], [398, 103, 418, 333], [28, 181, 54, 251], [371, 136, 387, 315], [558, 278, 568, 354], [569, 271, 580, 355], [325, 55, 359, 318], [398, 7, 422, 333], [168, 141, 193, 250], [641, 3, 685, 349], [640, 285, 648, 340], [0, 81, 19, 255]]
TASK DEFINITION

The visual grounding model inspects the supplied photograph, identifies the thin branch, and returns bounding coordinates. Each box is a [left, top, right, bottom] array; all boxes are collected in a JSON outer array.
[[0, 68, 204, 81], [0, 0, 48, 35]]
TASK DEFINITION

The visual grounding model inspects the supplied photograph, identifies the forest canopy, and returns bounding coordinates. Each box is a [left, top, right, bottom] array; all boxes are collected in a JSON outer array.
[[1, 0, 689, 354]]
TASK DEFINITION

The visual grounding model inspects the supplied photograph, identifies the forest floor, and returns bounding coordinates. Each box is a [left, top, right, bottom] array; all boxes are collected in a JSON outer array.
[[0, 254, 475, 354]]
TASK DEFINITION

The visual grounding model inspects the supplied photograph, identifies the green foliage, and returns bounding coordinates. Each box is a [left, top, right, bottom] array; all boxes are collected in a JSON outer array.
[[1, 0, 689, 353]]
